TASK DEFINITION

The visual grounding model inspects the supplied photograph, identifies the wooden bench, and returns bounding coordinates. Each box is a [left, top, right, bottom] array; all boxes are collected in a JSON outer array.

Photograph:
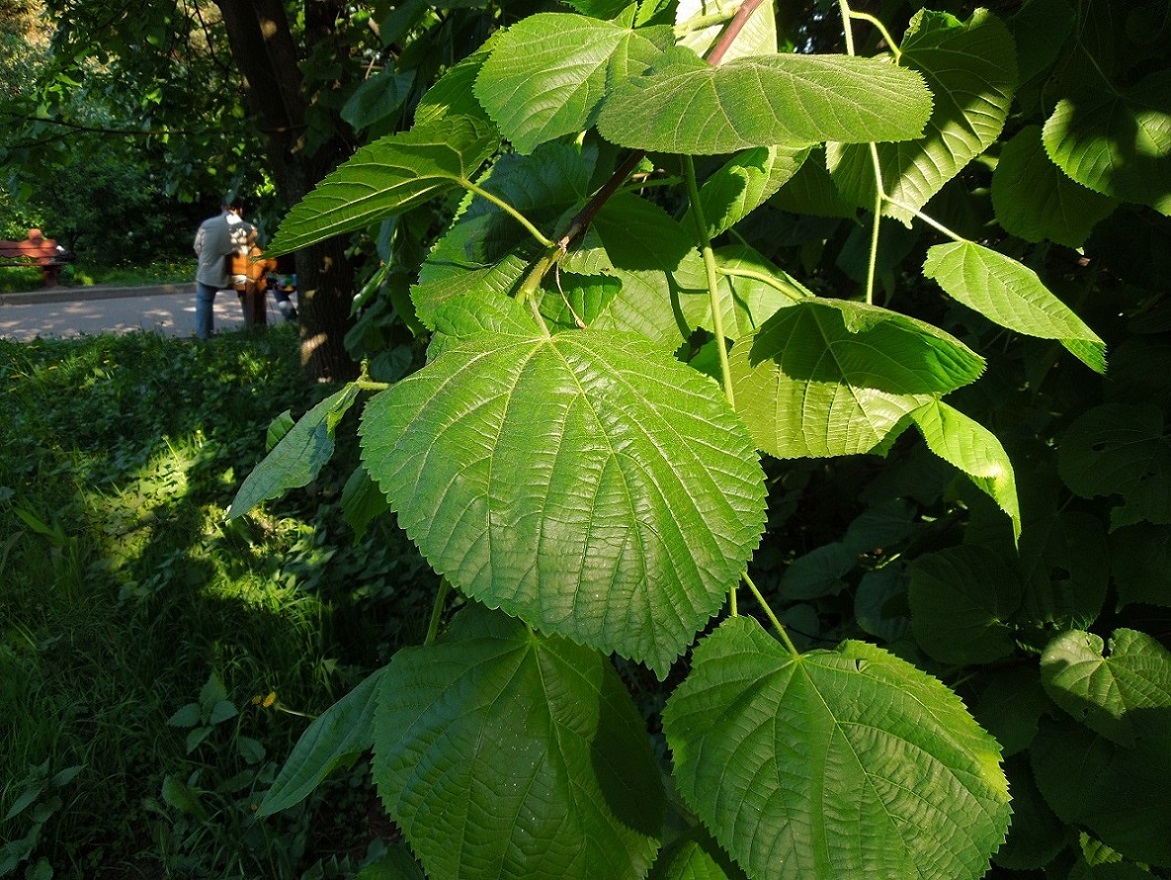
[[0, 229, 75, 287]]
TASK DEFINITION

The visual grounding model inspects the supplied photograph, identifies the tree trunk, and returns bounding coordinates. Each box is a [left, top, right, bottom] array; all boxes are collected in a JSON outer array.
[[215, 0, 358, 382]]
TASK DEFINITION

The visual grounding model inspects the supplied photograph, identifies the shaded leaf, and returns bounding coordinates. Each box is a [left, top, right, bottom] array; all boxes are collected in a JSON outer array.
[[664, 617, 1011, 880], [993, 754, 1067, 870], [267, 117, 500, 256], [686, 147, 809, 239], [649, 827, 747, 880], [730, 298, 984, 458], [1041, 628, 1171, 748], [828, 9, 1017, 225], [228, 384, 362, 519], [359, 327, 766, 675], [373, 605, 664, 880], [341, 68, 416, 132], [1110, 524, 1171, 608], [258, 668, 384, 816], [414, 43, 496, 126], [908, 545, 1021, 665], [597, 48, 933, 154], [992, 125, 1116, 247], [923, 241, 1106, 373], [1042, 70, 1171, 216], [770, 147, 859, 218], [972, 667, 1049, 757]]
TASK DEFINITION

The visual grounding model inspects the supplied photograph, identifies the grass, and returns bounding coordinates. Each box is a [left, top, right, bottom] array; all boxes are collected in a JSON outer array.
[[0, 257, 195, 293], [0, 324, 435, 877]]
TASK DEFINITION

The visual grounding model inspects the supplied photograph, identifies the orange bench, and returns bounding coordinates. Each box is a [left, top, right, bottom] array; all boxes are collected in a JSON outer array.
[[0, 229, 74, 286]]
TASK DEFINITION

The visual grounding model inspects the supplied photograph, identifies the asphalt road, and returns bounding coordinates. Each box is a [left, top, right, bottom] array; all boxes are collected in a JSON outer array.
[[0, 283, 288, 342]]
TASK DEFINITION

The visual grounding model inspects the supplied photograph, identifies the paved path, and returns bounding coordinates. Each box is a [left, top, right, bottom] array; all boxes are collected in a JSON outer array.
[[0, 284, 285, 342]]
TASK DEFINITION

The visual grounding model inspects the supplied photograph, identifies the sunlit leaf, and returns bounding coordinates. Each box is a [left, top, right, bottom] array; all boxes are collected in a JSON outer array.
[[597, 48, 933, 154], [373, 605, 664, 879], [923, 241, 1106, 373], [1041, 628, 1171, 748], [267, 117, 500, 256], [1042, 70, 1171, 216], [676, 0, 775, 61], [359, 327, 766, 675], [474, 14, 669, 153], [228, 384, 361, 519], [664, 617, 1011, 880], [828, 9, 1017, 224], [685, 147, 809, 239], [730, 298, 984, 458]]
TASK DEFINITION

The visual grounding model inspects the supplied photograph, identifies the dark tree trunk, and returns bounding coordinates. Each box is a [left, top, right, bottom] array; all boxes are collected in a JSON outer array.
[[215, 0, 358, 382]]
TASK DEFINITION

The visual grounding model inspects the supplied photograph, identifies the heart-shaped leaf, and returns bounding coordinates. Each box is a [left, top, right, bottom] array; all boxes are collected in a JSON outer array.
[[597, 49, 933, 154], [1042, 70, 1171, 216], [730, 298, 984, 458], [664, 617, 1011, 880], [1041, 628, 1171, 747], [992, 125, 1116, 247], [267, 117, 500, 256], [828, 9, 1017, 224], [374, 604, 664, 880], [923, 241, 1106, 373], [359, 326, 766, 675]]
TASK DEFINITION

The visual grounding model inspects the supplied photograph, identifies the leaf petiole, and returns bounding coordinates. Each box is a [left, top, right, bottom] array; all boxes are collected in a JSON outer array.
[[463, 180, 554, 248], [742, 571, 800, 659]]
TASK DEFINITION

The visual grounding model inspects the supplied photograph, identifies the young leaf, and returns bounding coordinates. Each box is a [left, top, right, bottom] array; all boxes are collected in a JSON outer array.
[[359, 328, 766, 676], [907, 399, 1021, 540], [923, 241, 1107, 374], [683, 147, 809, 239], [373, 604, 664, 880], [908, 545, 1022, 665], [228, 383, 362, 520], [258, 667, 384, 816], [828, 9, 1017, 225], [1042, 70, 1171, 216], [473, 14, 669, 154], [664, 617, 1011, 880], [266, 117, 501, 256], [991, 125, 1116, 247], [596, 49, 933, 154], [729, 298, 984, 458], [1040, 628, 1171, 748]]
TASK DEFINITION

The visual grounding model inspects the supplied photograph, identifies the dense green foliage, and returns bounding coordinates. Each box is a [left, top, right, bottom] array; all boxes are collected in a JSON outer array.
[[0, 327, 434, 876], [228, 0, 1171, 878]]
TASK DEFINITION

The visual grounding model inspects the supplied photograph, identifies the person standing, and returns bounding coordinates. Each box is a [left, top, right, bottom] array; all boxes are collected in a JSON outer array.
[[193, 196, 255, 339]]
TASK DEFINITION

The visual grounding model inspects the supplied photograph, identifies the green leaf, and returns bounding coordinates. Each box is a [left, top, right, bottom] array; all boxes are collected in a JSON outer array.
[[161, 775, 208, 822], [854, 567, 911, 643], [1041, 628, 1171, 748], [228, 384, 362, 520], [769, 147, 859, 219], [992, 125, 1116, 247], [906, 399, 1020, 540], [664, 617, 1011, 880], [779, 542, 855, 600], [1057, 403, 1171, 529], [923, 241, 1106, 374], [359, 328, 765, 675], [208, 699, 238, 725], [649, 827, 747, 880], [1042, 70, 1171, 216], [1032, 714, 1171, 866], [1015, 510, 1109, 629], [676, 0, 775, 61], [730, 298, 984, 458], [258, 667, 384, 817], [266, 410, 295, 452], [596, 49, 933, 155], [685, 147, 809, 239], [1110, 524, 1171, 608], [993, 754, 1067, 870], [341, 68, 416, 132], [414, 44, 496, 126], [473, 14, 668, 154], [373, 605, 664, 880], [674, 243, 806, 341], [340, 465, 391, 543], [166, 703, 201, 729], [908, 545, 1022, 665], [972, 667, 1049, 756], [828, 9, 1017, 225], [267, 117, 500, 256]]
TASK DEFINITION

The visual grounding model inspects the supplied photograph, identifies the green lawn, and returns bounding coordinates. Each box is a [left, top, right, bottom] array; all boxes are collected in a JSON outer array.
[[0, 325, 432, 878]]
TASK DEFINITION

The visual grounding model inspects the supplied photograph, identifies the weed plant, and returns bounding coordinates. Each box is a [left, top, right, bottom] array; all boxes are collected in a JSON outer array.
[[0, 325, 434, 877]]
